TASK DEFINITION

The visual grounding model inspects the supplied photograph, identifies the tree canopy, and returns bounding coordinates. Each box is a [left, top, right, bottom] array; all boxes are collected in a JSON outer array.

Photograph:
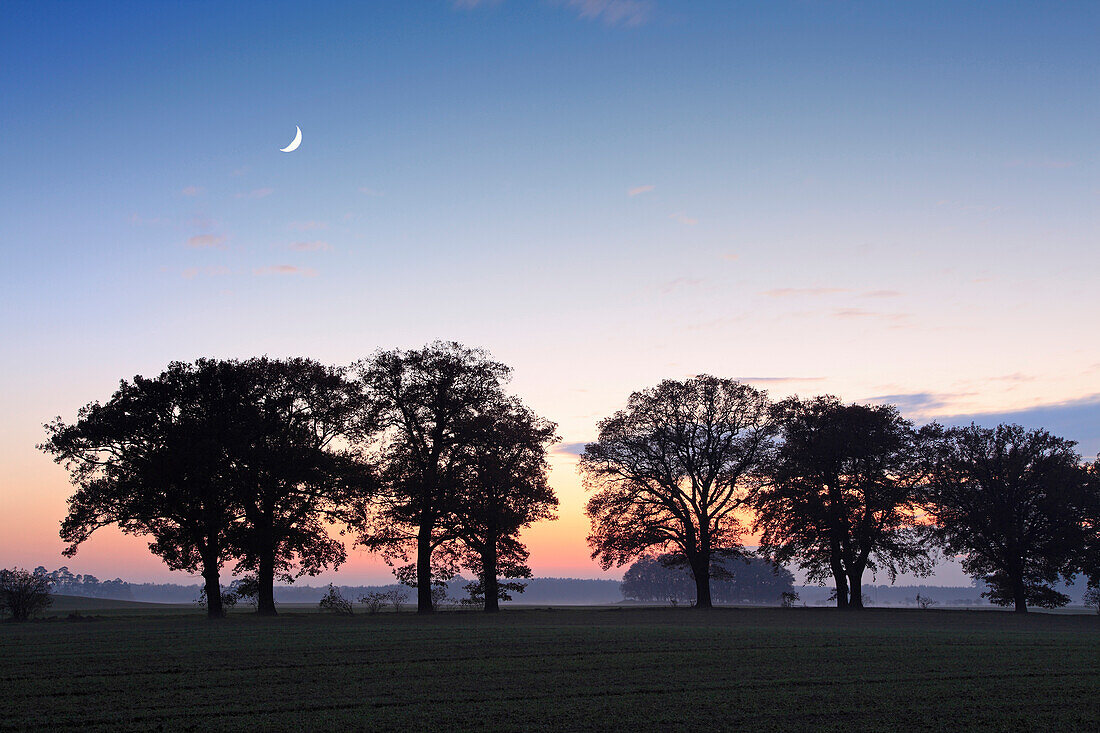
[[581, 376, 774, 608], [922, 423, 1089, 612], [446, 395, 559, 611], [40, 360, 246, 618], [752, 397, 933, 609], [350, 341, 513, 613]]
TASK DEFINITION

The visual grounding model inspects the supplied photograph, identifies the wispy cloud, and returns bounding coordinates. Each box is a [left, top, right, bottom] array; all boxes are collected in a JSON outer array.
[[763, 287, 847, 297], [186, 234, 226, 249], [669, 212, 697, 226], [831, 308, 911, 324], [628, 184, 655, 197], [358, 187, 384, 197], [561, 0, 653, 26], [554, 441, 589, 456], [939, 394, 1100, 456], [862, 289, 902, 298], [736, 376, 826, 384], [720, 253, 740, 262], [181, 185, 203, 197], [288, 240, 332, 252], [659, 277, 704, 294], [288, 220, 328, 231], [455, 0, 653, 26], [864, 391, 969, 415], [182, 266, 231, 279], [235, 187, 274, 200], [254, 264, 317, 277]]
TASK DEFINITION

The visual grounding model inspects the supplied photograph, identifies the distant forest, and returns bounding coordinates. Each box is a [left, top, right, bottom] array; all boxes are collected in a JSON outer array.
[[38, 566, 1095, 607]]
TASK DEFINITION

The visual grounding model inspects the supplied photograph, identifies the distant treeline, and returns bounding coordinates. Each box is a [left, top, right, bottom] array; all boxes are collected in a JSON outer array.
[[37, 567, 624, 605], [46, 564, 1090, 607]]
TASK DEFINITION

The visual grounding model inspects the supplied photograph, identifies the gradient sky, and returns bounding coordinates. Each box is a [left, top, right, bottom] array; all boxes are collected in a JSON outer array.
[[2, 1, 1098, 585]]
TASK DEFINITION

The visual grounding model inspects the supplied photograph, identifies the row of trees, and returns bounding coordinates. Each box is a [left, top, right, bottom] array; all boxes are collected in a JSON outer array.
[[40, 343, 558, 618], [581, 378, 1099, 613], [41, 346, 1098, 617]]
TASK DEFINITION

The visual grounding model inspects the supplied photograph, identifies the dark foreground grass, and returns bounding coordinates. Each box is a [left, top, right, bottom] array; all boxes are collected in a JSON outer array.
[[2, 607, 1097, 731]]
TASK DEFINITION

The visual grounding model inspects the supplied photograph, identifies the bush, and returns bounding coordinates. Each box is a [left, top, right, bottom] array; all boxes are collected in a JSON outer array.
[[196, 586, 238, 615], [319, 584, 353, 615], [227, 575, 259, 608], [386, 588, 409, 612], [915, 593, 938, 610], [780, 591, 800, 608], [359, 592, 387, 614], [1, 568, 52, 621]]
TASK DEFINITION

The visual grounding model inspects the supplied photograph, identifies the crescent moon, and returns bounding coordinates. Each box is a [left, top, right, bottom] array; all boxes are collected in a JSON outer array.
[[280, 126, 302, 153]]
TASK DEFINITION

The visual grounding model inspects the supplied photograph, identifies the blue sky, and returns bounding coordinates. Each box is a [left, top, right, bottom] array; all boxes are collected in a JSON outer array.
[[2, 1, 1098, 581]]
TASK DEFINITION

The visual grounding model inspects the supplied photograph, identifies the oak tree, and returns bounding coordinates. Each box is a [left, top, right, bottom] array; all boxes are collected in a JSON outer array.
[[923, 423, 1088, 612], [752, 397, 933, 609], [581, 376, 773, 608]]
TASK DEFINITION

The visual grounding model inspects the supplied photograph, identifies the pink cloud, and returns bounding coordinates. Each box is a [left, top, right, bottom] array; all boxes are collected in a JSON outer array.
[[181, 185, 203, 197], [628, 184, 655, 197], [186, 234, 226, 249], [253, 265, 318, 277], [288, 241, 332, 252]]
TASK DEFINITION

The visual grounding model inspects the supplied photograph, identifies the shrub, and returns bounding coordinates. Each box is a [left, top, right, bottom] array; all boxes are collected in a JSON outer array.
[[0, 567, 52, 621], [319, 584, 353, 615], [915, 593, 938, 610], [385, 588, 409, 612], [359, 592, 387, 614], [196, 586, 238, 615], [780, 591, 800, 608]]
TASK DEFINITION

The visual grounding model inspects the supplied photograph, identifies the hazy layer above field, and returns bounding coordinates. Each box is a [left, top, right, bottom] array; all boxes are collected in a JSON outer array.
[[3, 608, 1097, 731]]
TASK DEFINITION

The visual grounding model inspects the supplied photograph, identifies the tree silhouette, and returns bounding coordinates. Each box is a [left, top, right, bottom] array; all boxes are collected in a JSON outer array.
[[224, 357, 369, 616], [447, 396, 559, 611], [40, 361, 244, 618], [923, 423, 1087, 613], [751, 397, 933, 609], [581, 376, 774, 608], [351, 342, 511, 613], [1079, 458, 1100, 594], [0, 568, 52, 621], [620, 553, 794, 605]]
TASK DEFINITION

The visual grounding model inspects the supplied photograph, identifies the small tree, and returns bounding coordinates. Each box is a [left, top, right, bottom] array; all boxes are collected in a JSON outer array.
[[359, 592, 387, 614], [915, 593, 938, 610], [1, 568, 52, 621], [780, 591, 800, 608], [385, 588, 409, 612], [1084, 587, 1100, 615], [319, 584, 353, 615]]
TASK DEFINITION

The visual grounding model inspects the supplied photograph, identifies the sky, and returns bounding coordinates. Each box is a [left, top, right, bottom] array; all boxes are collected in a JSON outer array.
[[1, 1, 1098, 586]]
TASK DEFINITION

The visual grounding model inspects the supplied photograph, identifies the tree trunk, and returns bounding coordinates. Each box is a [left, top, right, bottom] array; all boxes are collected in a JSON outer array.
[[201, 554, 223, 620], [1013, 574, 1028, 614], [847, 565, 864, 610], [256, 545, 277, 616], [416, 518, 434, 614], [482, 549, 499, 613], [691, 557, 713, 609], [832, 565, 849, 609]]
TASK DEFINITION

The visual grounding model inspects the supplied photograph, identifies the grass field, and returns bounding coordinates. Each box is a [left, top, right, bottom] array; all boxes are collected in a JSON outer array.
[[3, 605, 1098, 731]]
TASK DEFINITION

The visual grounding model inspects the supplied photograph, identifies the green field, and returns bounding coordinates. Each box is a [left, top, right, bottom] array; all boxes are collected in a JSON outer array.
[[3, 605, 1098, 731]]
